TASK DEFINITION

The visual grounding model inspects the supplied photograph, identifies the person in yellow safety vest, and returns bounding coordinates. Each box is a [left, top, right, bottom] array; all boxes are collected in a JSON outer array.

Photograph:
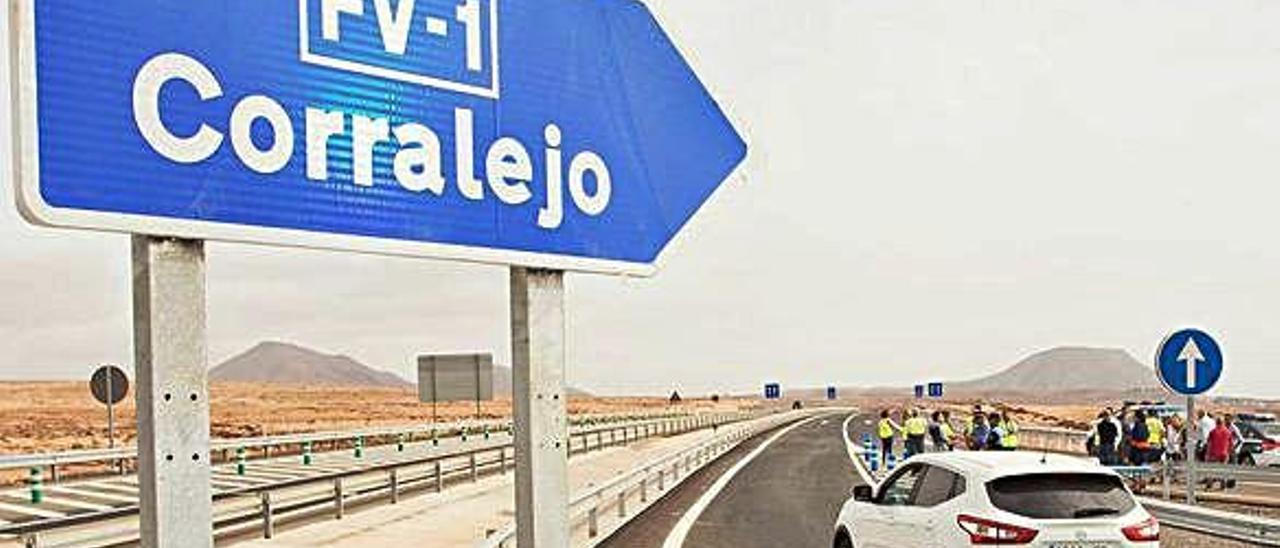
[[904, 409, 928, 457], [1145, 412, 1166, 462], [877, 409, 901, 463], [962, 405, 984, 437], [1001, 410, 1020, 450]]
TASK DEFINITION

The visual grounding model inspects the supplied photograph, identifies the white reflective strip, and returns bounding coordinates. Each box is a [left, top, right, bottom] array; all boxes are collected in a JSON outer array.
[[0, 500, 67, 520]]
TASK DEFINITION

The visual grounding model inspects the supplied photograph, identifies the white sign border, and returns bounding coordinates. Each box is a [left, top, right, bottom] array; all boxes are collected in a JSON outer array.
[[7, 0, 755, 277]]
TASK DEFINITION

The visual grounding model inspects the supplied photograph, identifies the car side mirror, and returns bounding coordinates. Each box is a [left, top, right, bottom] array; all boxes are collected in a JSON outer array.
[[852, 485, 874, 502]]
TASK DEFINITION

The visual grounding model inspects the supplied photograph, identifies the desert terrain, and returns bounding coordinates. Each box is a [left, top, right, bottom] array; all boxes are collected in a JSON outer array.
[[0, 381, 748, 455]]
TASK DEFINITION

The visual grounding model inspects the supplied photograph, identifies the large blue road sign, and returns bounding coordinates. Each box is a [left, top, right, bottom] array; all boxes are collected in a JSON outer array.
[[826, 386, 837, 400], [927, 382, 943, 398], [764, 383, 781, 400], [10, 0, 747, 275], [1156, 329, 1223, 396]]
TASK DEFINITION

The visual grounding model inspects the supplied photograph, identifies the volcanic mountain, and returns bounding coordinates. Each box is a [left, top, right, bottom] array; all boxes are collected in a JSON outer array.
[[211, 341, 410, 387]]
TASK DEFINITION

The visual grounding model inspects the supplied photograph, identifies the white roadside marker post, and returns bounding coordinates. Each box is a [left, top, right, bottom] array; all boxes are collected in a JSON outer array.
[[511, 268, 569, 546], [132, 236, 213, 548]]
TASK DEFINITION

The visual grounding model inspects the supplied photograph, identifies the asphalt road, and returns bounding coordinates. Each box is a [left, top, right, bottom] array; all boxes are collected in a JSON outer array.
[[602, 411, 868, 548]]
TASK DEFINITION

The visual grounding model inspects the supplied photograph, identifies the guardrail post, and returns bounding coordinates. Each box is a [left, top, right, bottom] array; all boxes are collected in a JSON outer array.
[[260, 491, 274, 539], [470, 453, 478, 482], [435, 461, 444, 492], [397, 433, 406, 452], [390, 468, 400, 504], [303, 441, 313, 465], [432, 429, 440, 447], [28, 467, 43, 504], [333, 478, 345, 519], [499, 447, 507, 473], [236, 446, 247, 475], [49, 464, 59, 485], [588, 503, 599, 538], [658, 469, 665, 491], [354, 436, 364, 459], [641, 476, 648, 502], [617, 490, 627, 518]]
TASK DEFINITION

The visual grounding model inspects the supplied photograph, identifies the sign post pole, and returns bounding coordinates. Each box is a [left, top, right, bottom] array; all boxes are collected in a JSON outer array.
[[106, 370, 116, 449], [1186, 395, 1197, 505], [132, 236, 213, 548], [510, 267, 568, 546]]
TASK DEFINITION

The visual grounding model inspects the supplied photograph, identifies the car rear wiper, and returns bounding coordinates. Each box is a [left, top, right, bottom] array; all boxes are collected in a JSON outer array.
[[1072, 507, 1121, 518]]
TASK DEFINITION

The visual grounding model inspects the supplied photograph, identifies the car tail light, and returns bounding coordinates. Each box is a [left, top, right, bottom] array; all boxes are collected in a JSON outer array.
[[1121, 516, 1160, 542], [956, 514, 1039, 545], [1263, 439, 1279, 451]]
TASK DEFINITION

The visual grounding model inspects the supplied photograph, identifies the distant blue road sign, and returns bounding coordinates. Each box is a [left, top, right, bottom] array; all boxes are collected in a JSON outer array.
[[764, 383, 781, 400], [11, 0, 747, 275], [826, 386, 837, 400], [1156, 329, 1223, 396], [913, 385, 925, 399], [927, 382, 944, 398]]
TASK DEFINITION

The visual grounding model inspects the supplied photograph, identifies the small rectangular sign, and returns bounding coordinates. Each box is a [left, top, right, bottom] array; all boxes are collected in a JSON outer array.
[[826, 386, 837, 400], [764, 383, 781, 400], [927, 382, 944, 399], [913, 384, 925, 399], [418, 354, 494, 403]]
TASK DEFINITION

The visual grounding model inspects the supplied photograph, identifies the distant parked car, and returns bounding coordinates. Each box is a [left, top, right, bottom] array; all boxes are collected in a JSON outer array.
[[1235, 413, 1280, 467], [832, 452, 1159, 547]]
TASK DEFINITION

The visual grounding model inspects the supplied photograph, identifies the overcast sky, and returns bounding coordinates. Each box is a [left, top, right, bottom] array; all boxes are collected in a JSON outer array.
[[2, 0, 1279, 398]]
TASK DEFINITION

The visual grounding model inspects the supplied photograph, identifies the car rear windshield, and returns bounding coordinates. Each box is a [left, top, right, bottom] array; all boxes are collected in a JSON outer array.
[[986, 473, 1136, 520]]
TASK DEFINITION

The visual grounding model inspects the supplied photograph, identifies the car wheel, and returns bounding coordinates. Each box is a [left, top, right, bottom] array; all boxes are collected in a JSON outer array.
[[833, 530, 854, 548]]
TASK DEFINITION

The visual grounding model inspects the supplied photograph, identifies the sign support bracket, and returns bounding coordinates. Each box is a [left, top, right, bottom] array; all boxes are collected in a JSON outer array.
[[132, 236, 213, 548], [510, 267, 569, 546]]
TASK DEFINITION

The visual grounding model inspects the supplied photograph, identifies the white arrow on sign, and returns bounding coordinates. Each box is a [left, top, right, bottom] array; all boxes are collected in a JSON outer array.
[[1177, 337, 1205, 389]]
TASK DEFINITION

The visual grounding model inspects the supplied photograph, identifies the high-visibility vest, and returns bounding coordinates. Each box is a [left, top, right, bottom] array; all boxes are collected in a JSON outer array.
[[878, 419, 895, 439], [940, 422, 955, 440], [906, 417, 928, 436], [1002, 420, 1020, 448], [1146, 417, 1165, 446]]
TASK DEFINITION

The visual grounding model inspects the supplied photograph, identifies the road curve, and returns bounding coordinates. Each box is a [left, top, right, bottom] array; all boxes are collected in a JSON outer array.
[[602, 411, 867, 548]]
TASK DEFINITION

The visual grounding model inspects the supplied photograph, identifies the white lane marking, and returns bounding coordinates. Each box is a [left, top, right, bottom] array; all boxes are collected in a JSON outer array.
[[842, 413, 876, 487], [661, 415, 823, 548]]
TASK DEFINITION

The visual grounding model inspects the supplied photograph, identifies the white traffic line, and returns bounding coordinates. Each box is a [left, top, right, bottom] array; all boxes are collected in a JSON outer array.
[[46, 485, 137, 505], [661, 415, 822, 548], [0, 500, 67, 520], [841, 413, 876, 486]]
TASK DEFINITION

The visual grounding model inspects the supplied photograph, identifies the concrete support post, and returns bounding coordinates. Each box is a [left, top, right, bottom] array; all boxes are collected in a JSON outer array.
[[511, 268, 569, 547], [132, 236, 212, 548]]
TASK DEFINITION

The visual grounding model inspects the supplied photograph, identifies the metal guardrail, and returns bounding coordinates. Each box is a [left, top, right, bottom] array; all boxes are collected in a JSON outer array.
[[1141, 497, 1280, 546], [478, 409, 820, 547], [0, 410, 699, 478], [3, 412, 754, 547]]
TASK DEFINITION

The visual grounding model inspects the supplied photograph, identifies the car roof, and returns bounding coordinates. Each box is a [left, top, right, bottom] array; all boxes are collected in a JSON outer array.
[[906, 451, 1118, 481]]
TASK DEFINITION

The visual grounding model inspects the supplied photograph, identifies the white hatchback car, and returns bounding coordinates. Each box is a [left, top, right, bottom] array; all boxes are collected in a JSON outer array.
[[833, 452, 1159, 548]]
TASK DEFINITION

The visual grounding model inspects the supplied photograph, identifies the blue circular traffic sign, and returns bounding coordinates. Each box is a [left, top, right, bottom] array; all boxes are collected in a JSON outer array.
[[1156, 329, 1223, 396]]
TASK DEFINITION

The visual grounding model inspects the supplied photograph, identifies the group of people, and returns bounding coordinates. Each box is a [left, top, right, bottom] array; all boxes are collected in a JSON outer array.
[[1087, 407, 1245, 466], [876, 404, 1020, 462]]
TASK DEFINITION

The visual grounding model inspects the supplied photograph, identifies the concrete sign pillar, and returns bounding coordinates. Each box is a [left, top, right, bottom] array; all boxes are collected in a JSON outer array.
[[510, 267, 569, 547], [132, 236, 213, 548]]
